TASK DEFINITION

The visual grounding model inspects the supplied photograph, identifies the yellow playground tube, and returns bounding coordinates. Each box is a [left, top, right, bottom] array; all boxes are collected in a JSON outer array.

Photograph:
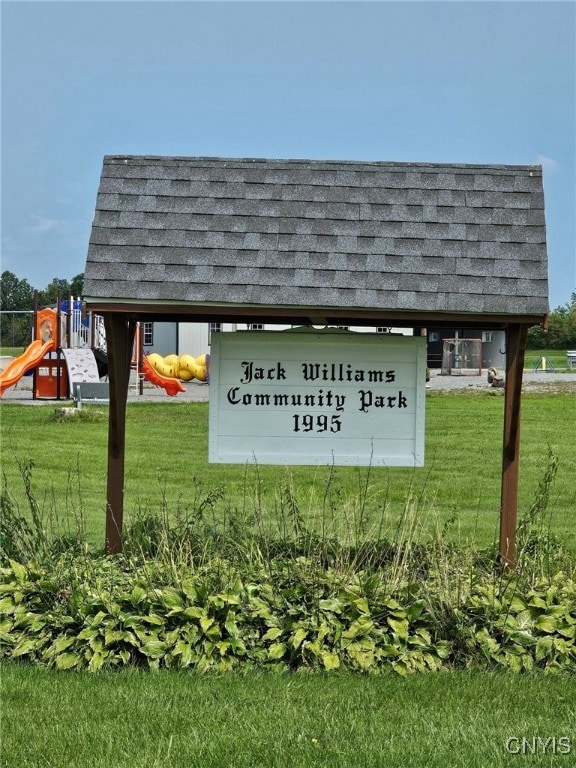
[[146, 353, 209, 382]]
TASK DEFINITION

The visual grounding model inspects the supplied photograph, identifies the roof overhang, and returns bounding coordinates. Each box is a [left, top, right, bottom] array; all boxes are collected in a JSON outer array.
[[84, 296, 546, 329]]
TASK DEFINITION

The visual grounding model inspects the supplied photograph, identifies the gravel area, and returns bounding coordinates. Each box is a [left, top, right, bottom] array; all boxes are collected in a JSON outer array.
[[2, 368, 574, 405], [427, 369, 576, 393], [1, 373, 209, 405]]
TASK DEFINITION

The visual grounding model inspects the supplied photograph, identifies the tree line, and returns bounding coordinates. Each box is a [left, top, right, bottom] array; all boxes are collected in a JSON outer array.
[[1, 270, 575, 349], [0, 271, 84, 347], [526, 293, 576, 349]]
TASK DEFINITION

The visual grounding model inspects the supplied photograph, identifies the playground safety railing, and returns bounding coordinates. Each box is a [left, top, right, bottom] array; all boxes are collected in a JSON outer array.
[[73, 382, 110, 409]]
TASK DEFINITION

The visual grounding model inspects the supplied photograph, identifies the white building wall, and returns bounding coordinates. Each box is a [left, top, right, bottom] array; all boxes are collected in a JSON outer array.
[[148, 322, 178, 356], [177, 322, 239, 356], [234, 323, 413, 335], [174, 322, 414, 356], [177, 322, 210, 356]]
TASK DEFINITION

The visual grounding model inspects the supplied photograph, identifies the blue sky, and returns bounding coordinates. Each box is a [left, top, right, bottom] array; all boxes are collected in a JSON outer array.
[[2, 0, 574, 310]]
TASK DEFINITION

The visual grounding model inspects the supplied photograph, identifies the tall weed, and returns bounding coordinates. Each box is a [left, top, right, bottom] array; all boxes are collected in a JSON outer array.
[[516, 445, 569, 579], [1, 454, 573, 592]]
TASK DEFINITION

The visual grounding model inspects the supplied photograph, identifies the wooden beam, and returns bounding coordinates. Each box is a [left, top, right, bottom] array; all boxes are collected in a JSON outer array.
[[103, 313, 136, 554], [84, 300, 545, 330], [499, 323, 528, 568]]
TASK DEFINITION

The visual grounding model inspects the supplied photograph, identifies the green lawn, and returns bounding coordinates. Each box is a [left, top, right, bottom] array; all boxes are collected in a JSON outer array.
[[523, 348, 575, 371], [2, 664, 575, 768], [1, 391, 574, 552], [2, 391, 575, 767]]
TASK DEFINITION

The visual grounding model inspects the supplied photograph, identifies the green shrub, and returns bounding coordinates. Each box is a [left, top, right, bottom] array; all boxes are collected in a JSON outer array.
[[1, 552, 574, 675], [456, 574, 576, 672], [1, 449, 574, 675]]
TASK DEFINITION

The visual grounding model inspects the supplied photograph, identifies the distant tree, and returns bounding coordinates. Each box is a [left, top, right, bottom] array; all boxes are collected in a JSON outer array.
[[0, 271, 89, 348], [528, 293, 576, 349], [0, 271, 34, 346], [38, 277, 71, 307], [527, 323, 547, 349], [0, 271, 34, 311], [70, 273, 84, 297], [552, 292, 576, 348]]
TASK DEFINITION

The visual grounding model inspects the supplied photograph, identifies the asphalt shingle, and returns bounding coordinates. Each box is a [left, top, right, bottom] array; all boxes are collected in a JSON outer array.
[[84, 156, 549, 320]]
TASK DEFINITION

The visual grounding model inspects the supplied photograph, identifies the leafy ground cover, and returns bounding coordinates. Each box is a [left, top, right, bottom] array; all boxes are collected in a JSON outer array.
[[1, 549, 575, 674], [2, 663, 575, 768]]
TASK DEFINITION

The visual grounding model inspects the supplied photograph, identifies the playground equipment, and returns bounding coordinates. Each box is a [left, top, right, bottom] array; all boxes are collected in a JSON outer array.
[[1, 294, 210, 400], [0, 346, 43, 396], [0, 297, 107, 400], [141, 355, 186, 396], [533, 356, 555, 372], [145, 353, 209, 383], [0, 308, 58, 396], [138, 352, 209, 397]]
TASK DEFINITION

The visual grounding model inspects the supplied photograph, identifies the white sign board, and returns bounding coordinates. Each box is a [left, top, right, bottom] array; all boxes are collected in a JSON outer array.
[[209, 330, 426, 466]]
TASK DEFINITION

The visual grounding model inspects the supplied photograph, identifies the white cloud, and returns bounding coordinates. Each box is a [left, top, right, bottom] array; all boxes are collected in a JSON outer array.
[[28, 214, 66, 234], [535, 155, 560, 174]]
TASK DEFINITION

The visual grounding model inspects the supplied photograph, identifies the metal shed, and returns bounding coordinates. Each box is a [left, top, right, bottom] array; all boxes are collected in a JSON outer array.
[[83, 155, 549, 565]]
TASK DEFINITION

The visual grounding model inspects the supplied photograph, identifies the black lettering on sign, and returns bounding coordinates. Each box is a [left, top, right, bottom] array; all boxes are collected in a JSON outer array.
[[293, 414, 342, 433], [240, 361, 287, 384], [358, 390, 408, 413]]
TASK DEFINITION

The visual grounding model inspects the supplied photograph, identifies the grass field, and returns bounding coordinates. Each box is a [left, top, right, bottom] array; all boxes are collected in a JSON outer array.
[[2, 385, 575, 767], [523, 349, 575, 371], [2, 664, 575, 768], [1, 391, 574, 552]]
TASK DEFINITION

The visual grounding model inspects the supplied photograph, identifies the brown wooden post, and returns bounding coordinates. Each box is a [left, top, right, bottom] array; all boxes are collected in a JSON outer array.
[[499, 323, 528, 568], [56, 289, 62, 400], [138, 323, 144, 396], [32, 290, 38, 401], [103, 313, 136, 554]]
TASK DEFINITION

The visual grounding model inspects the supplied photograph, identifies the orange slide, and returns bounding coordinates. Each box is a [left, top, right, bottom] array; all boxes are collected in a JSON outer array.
[[0, 338, 56, 397], [141, 354, 185, 396]]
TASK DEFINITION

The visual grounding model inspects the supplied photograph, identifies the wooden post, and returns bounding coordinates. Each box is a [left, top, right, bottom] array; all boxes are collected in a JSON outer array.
[[56, 289, 62, 401], [103, 313, 136, 555], [32, 290, 38, 401], [138, 323, 144, 396], [499, 323, 528, 568]]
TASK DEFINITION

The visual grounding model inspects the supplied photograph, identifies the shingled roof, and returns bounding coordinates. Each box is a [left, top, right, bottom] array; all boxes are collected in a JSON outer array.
[[83, 156, 549, 326]]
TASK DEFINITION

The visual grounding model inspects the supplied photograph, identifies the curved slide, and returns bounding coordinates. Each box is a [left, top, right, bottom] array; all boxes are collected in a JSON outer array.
[[0, 338, 56, 397], [142, 354, 185, 396]]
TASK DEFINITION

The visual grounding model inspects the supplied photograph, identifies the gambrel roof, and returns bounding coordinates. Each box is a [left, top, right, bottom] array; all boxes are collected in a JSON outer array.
[[83, 155, 549, 326]]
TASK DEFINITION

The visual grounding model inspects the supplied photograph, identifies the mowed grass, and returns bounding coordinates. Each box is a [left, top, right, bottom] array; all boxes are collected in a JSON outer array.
[[2, 391, 575, 768], [523, 348, 575, 370], [2, 664, 575, 768], [1, 390, 574, 551]]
